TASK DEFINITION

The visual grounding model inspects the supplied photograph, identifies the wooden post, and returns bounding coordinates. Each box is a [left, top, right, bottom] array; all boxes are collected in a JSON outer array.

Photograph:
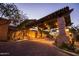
[[35, 31, 37, 38]]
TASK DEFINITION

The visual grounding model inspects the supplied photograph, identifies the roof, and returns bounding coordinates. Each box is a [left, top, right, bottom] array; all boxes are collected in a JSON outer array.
[[9, 6, 73, 31], [0, 17, 11, 25], [17, 19, 37, 29], [38, 6, 73, 21], [26, 6, 73, 29]]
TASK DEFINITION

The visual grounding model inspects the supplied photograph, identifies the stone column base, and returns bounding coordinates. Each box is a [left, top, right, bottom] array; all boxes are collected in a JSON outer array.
[[55, 35, 70, 47]]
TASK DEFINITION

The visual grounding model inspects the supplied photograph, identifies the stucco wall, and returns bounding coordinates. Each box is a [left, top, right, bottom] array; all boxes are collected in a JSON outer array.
[[0, 24, 9, 41]]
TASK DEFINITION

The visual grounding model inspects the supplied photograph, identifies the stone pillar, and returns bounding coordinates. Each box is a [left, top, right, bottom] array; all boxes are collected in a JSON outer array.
[[56, 16, 70, 46]]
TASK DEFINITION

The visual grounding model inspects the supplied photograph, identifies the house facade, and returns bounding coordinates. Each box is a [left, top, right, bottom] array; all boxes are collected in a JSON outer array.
[[0, 6, 73, 45], [9, 6, 73, 44]]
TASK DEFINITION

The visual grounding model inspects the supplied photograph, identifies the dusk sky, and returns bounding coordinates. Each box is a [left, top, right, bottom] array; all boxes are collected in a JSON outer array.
[[15, 3, 79, 26]]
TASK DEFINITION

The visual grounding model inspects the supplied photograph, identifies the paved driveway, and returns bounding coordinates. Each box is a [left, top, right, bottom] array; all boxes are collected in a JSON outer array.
[[0, 40, 69, 56]]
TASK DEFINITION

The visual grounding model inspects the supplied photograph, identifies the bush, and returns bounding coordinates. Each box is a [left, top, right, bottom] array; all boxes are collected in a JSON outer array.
[[59, 43, 69, 50], [59, 42, 75, 51]]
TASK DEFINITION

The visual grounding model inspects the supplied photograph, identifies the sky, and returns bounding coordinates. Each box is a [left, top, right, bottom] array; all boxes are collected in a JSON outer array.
[[15, 3, 79, 26]]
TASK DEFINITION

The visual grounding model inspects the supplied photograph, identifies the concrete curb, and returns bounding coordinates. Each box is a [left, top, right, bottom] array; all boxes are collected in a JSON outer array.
[[54, 46, 79, 56]]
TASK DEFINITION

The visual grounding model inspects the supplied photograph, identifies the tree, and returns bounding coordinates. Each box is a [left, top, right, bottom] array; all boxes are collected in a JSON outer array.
[[69, 25, 79, 41], [0, 3, 20, 19], [0, 3, 28, 25]]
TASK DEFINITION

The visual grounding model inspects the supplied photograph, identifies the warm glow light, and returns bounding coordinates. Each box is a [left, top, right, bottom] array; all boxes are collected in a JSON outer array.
[[55, 22, 58, 26], [56, 30, 59, 32], [12, 29, 48, 42], [29, 39, 54, 45], [12, 29, 53, 45], [44, 23, 50, 30], [16, 37, 54, 46], [12, 31, 23, 40], [65, 28, 69, 31], [27, 30, 36, 38]]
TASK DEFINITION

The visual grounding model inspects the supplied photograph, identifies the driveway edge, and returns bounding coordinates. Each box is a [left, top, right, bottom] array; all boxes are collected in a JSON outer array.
[[54, 46, 79, 56]]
